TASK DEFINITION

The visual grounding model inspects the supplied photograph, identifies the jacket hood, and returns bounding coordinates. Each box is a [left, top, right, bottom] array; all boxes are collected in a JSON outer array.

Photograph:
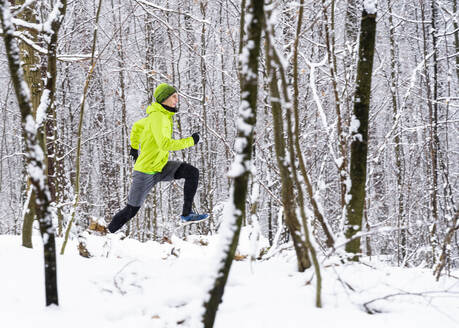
[[146, 102, 175, 116]]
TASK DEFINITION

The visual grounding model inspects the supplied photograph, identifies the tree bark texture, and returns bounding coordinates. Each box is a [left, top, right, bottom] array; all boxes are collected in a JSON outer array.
[[0, 0, 67, 306], [345, 6, 377, 260], [264, 15, 311, 271], [201, 1, 264, 327], [17, 0, 42, 248]]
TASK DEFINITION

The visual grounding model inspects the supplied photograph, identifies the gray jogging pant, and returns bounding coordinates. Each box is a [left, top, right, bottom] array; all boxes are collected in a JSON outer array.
[[127, 161, 182, 207]]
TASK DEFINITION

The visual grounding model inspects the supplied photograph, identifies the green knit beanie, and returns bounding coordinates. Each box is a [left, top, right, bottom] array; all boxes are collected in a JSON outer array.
[[154, 83, 177, 104]]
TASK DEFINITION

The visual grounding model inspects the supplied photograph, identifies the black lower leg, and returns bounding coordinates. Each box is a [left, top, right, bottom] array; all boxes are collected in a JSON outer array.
[[108, 204, 140, 233], [174, 163, 199, 216]]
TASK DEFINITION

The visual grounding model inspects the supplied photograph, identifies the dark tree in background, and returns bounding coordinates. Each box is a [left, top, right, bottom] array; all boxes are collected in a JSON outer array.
[[345, 2, 378, 260]]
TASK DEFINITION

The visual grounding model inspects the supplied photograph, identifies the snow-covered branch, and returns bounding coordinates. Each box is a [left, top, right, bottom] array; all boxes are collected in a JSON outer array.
[[135, 0, 210, 24]]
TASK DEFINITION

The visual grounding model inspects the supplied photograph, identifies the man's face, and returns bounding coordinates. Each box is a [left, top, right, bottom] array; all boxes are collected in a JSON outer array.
[[162, 92, 179, 108]]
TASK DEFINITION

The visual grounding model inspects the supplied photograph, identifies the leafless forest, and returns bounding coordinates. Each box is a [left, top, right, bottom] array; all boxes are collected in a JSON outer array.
[[1, 0, 458, 275]]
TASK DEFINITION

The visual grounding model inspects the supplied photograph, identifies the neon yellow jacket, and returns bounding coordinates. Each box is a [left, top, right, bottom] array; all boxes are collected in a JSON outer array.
[[130, 102, 194, 174]]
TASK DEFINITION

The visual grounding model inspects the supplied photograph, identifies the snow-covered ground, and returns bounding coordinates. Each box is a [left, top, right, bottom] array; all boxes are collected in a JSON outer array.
[[1, 229, 458, 328]]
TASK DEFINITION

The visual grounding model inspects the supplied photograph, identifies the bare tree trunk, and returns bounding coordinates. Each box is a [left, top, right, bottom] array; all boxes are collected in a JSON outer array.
[[145, 19, 155, 103], [264, 5, 322, 305], [116, 0, 129, 218], [219, 1, 230, 174], [61, 0, 103, 255], [294, 0, 334, 249], [387, 0, 406, 265], [22, 183, 35, 248], [322, 0, 348, 208], [419, 0, 440, 264], [55, 69, 68, 236], [345, 4, 377, 260], [199, 1, 212, 228], [264, 17, 311, 271], [201, 1, 263, 326], [433, 0, 458, 277], [237, 0, 247, 85], [434, 209, 459, 280], [454, 0, 459, 83], [16, 1, 42, 110], [428, 0, 441, 263], [17, 0, 43, 248], [0, 0, 68, 306]]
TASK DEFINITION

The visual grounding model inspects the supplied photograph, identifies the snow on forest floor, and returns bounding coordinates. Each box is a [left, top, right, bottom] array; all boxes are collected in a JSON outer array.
[[1, 229, 459, 328]]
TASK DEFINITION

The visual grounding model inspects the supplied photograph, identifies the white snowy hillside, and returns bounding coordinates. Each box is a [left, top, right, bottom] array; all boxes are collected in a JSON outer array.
[[1, 228, 458, 328]]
